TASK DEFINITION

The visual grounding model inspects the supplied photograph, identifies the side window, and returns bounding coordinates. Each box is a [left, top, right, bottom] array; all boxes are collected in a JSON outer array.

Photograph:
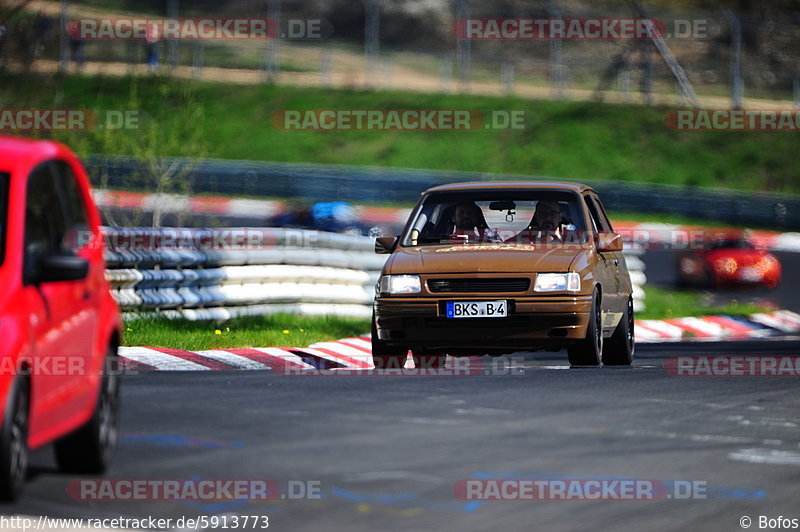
[[24, 163, 67, 283], [55, 161, 90, 251], [0, 173, 8, 266], [590, 196, 614, 232], [583, 194, 606, 233]]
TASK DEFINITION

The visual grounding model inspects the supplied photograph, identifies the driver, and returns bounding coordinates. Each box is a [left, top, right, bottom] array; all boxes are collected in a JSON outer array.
[[507, 200, 568, 243]]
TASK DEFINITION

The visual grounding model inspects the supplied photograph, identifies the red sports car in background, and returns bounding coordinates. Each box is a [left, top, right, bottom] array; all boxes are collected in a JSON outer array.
[[676, 232, 781, 289], [0, 136, 122, 501]]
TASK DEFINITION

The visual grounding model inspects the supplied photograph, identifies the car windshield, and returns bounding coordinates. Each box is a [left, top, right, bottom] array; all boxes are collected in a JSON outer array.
[[402, 190, 587, 246], [710, 239, 753, 250]]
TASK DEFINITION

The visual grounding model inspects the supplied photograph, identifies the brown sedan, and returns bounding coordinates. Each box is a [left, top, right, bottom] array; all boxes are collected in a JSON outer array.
[[372, 181, 634, 368]]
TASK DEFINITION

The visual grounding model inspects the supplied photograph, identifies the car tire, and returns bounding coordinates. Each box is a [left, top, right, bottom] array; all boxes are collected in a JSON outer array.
[[54, 348, 120, 474], [568, 290, 602, 367], [0, 377, 30, 502], [602, 296, 635, 366], [371, 316, 408, 370]]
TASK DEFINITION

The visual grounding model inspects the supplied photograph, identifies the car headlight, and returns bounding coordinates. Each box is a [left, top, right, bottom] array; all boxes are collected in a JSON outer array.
[[534, 272, 581, 292], [379, 275, 421, 295], [714, 257, 737, 275]]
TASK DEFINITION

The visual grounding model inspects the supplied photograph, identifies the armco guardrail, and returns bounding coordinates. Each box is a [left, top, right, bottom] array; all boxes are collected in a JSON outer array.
[[103, 227, 646, 320], [85, 155, 800, 230]]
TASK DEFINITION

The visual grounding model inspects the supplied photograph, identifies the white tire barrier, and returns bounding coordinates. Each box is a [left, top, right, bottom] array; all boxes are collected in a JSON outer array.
[[104, 227, 645, 318]]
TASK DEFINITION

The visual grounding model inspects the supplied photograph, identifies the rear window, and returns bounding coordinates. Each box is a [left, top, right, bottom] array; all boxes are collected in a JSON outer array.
[[710, 239, 753, 250]]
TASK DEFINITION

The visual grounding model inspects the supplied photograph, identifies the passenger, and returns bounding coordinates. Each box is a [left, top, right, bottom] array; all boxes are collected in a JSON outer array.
[[448, 202, 498, 242]]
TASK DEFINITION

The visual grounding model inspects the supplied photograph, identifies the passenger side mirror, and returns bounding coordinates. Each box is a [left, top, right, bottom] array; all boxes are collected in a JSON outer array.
[[596, 232, 623, 252], [375, 236, 398, 254]]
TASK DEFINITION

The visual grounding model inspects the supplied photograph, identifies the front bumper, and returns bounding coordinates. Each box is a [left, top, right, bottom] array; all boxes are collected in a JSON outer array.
[[374, 294, 593, 353]]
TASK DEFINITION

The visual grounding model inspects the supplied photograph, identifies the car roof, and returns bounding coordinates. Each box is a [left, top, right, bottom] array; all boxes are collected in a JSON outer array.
[[0, 135, 65, 172], [424, 181, 596, 195]]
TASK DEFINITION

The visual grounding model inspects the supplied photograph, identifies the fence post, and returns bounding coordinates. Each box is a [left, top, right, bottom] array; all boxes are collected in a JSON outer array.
[[167, 0, 178, 70], [438, 57, 452, 93], [547, 0, 564, 98], [266, 0, 281, 81], [723, 8, 743, 110], [59, 0, 69, 72], [364, 0, 380, 87], [320, 48, 332, 87], [454, 0, 471, 92], [501, 61, 514, 94], [192, 41, 203, 79]]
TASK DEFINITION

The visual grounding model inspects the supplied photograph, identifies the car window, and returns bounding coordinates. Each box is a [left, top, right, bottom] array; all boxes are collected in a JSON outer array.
[[0, 173, 8, 267], [403, 191, 586, 246], [24, 163, 68, 283], [710, 239, 753, 250], [54, 161, 90, 251], [589, 196, 614, 232], [584, 194, 608, 233]]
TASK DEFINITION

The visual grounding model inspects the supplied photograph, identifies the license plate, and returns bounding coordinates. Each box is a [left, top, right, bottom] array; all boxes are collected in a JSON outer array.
[[446, 300, 508, 318], [738, 267, 762, 282]]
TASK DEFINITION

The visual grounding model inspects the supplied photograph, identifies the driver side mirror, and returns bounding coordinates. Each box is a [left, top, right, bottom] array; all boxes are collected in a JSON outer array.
[[596, 232, 624, 252], [375, 236, 398, 255], [35, 253, 89, 283]]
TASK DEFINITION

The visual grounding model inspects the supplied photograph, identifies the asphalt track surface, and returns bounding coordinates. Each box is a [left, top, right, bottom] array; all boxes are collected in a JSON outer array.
[[3, 339, 800, 532]]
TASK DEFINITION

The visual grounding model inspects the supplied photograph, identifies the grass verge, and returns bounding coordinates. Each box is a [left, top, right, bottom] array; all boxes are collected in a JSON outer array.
[[637, 285, 772, 321], [120, 288, 770, 350], [2, 73, 798, 194], [122, 313, 370, 350]]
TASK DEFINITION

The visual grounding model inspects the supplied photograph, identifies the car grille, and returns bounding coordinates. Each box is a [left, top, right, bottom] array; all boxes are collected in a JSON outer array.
[[427, 278, 530, 293]]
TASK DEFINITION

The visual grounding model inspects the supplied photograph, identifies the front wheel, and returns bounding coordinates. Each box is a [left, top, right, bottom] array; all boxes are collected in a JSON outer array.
[[371, 315, 408, 369], [602, 296, 635, 366], [568, 290, 602, 367], [55, 348, 120, 474], [0, 378, 30, 502]]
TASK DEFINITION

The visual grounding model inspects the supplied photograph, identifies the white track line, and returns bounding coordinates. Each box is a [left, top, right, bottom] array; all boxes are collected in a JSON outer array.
[[194, 350, 272, 370], [118, 347, 210, 371]]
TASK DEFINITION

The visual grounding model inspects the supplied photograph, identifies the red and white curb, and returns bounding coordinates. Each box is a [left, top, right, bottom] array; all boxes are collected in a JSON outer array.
[[635, 310, 800, 342], [118, 311, 800, 371], [119, 337, 375, 372]]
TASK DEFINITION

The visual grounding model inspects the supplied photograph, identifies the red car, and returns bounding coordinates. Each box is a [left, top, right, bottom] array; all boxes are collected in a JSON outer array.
[[0, 136, 122, 500], [676, 232, 781, 289]]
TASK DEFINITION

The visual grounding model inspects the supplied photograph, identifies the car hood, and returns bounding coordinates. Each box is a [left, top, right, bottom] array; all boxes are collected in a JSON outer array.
[[386, 244, 585, 274]]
